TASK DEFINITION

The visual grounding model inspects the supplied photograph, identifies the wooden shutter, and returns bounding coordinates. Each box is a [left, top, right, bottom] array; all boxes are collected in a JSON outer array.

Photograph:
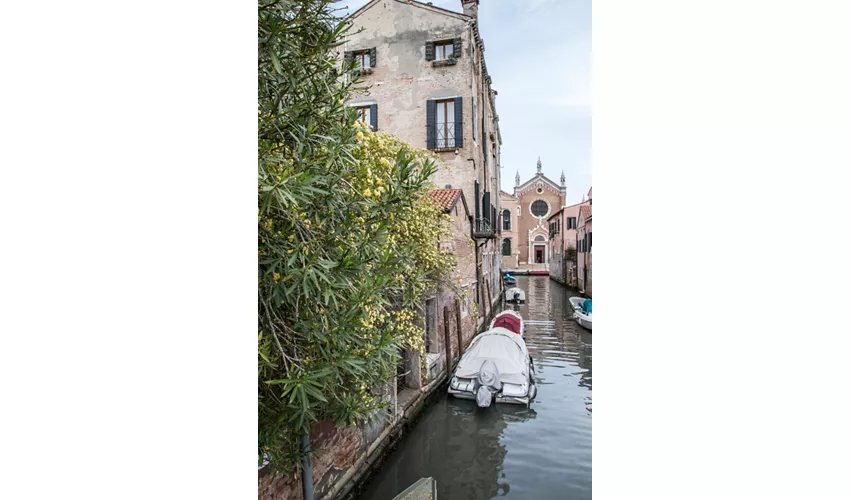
[[369, 104, 378, 131], [453, 96, 463, 148], [474, 180, 480, 220], [426, 100, 436, 149], [369, 47, 376, 67], [425, 41, 435, 61], [453, 37, 462, 58]]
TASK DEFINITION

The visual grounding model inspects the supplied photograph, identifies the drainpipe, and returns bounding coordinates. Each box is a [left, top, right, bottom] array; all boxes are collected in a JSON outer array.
[[301, 433, 314, 500], [470, 215, 480, 315]]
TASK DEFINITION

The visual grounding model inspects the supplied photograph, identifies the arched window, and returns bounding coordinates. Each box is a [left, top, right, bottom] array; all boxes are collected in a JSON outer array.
[[531, 200, 549, 218], [534, 234, 546, 242], [502, 209, 511, 230], [502, 238, 512, 256]]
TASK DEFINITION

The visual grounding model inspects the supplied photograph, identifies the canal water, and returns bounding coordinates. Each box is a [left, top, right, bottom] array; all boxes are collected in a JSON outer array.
[[356, 276, 592, 500]]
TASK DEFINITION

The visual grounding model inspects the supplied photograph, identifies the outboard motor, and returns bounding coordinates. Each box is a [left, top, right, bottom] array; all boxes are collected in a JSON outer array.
[[475, 360, 501, 408], [513, 292, 520, 302]]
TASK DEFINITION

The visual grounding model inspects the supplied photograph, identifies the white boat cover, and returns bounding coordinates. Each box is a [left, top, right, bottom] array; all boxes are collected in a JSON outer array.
[[455, 328, 530, 386]]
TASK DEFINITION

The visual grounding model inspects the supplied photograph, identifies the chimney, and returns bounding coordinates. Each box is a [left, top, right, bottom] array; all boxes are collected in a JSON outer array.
[[461, 0, 479, 19]]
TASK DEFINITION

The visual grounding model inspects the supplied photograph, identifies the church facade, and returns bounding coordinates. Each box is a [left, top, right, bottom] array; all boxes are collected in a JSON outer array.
[[500, 159, 567, 269]]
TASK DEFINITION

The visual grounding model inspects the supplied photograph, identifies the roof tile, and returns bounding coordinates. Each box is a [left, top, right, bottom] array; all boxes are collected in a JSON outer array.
[[428, 188, 463, 213]]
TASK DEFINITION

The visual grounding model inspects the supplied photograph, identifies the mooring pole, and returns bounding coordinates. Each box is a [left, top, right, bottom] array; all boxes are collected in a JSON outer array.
[[301, 432, 314, 500]]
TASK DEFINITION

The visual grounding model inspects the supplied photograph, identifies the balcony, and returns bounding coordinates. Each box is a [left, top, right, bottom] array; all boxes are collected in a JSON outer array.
[[473, 204, 498, 239], [473, 217, 495, 239]]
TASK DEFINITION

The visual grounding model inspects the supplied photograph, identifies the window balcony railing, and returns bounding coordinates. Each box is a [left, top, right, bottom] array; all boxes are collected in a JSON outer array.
[[436, 122, 456, 148], [473, 217, 494, 238], [473, 204, 497, 239]]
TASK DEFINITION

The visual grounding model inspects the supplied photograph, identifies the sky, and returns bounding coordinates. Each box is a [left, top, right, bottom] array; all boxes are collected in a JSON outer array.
[[334, 0, 591, 204]]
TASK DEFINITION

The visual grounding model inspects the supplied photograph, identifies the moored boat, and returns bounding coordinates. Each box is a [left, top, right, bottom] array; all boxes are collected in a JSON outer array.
[[448, 326, 538, 407], [489, 310, 526, 336], [568, 296, 592, 331], [505, 286, 525, 303]]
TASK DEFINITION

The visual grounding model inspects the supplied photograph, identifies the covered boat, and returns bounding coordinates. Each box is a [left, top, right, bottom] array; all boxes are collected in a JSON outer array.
[[489, 310, 526, 336], [503, 273, 517, 286], [448, 327, 537, 407], [505, 286, 525, 304], [568, 296, 592, 331]]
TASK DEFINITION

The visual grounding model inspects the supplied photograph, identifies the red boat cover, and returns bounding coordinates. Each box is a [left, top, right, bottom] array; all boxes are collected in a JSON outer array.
[[491, 313, 521, 334]]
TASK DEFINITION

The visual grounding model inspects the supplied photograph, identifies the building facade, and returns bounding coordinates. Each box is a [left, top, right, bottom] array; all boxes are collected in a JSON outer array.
[[504, 159, 568, 269], [499, 190, 519, 269], [343, 0, 502, 327], [548, 201, 584, 286], [576, 187, 592, 297]]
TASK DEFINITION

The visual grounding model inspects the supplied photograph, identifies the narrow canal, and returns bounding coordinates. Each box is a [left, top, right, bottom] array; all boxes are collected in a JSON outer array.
[[356, 276, 592, 500]]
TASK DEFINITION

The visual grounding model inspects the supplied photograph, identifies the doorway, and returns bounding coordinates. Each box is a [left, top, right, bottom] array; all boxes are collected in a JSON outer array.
[[534, 245, 545, 264]]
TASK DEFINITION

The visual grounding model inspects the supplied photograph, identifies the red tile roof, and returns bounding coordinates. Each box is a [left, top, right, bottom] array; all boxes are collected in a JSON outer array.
[[428, 188, 463, 213]]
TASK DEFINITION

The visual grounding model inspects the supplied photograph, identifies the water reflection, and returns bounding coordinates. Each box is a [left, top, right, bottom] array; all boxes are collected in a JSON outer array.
[[356, 277, 591, 500]]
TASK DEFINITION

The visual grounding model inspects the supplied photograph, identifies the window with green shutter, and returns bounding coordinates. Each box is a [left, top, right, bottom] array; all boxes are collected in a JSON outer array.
[[427, 97, 463, 149], [428, 38, 459, 67], [346, 48, 375, 76]]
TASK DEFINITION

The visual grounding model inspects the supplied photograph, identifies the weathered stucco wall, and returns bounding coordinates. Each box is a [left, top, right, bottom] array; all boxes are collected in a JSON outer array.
[[344, 0, 502, 343], [344, 0, 480, 204]]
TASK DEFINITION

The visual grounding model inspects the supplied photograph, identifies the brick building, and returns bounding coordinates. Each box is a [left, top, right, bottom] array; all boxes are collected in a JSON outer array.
[[502, 158, 568, 270]]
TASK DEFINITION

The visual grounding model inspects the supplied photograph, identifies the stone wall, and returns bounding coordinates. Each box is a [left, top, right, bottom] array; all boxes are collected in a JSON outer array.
[[258, 418, 384, 500]]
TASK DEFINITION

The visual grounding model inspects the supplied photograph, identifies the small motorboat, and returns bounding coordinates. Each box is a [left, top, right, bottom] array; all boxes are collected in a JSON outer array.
[[448, 326, 538, 407], [489, 310, 527, 337], [569, 296, 592, 331], [505, 286, 525, 304]]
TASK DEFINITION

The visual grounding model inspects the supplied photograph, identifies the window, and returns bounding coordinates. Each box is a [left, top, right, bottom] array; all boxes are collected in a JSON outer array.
[[588, 232, 592, 252], [355, 52, 370, 70], [531, 200, 549, 218], [436, 99, 455, 148], [472, 99, 477, 141], [517, 206, 521, 217], [426, 39, 460, 64], [353, 104, 377, 131], [435, 41, 454, 60], [345, 48, 376, 72], [535, 234, 546, 242], [502, 238, 512, 256], [567, 217, 577, 230], [502, 209, 511, 230], [427, 97, 462, 149], [355, 105, 370, 125]]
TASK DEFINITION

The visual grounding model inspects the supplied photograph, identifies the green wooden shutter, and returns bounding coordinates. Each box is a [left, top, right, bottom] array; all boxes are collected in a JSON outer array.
[[425, 41, 435, 61], [369, 104, 378, 131], [426, 100, 436, 149], [369, 47, 376, 67], [453, 38, 462, 58], [453, 96, 463, 148]]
